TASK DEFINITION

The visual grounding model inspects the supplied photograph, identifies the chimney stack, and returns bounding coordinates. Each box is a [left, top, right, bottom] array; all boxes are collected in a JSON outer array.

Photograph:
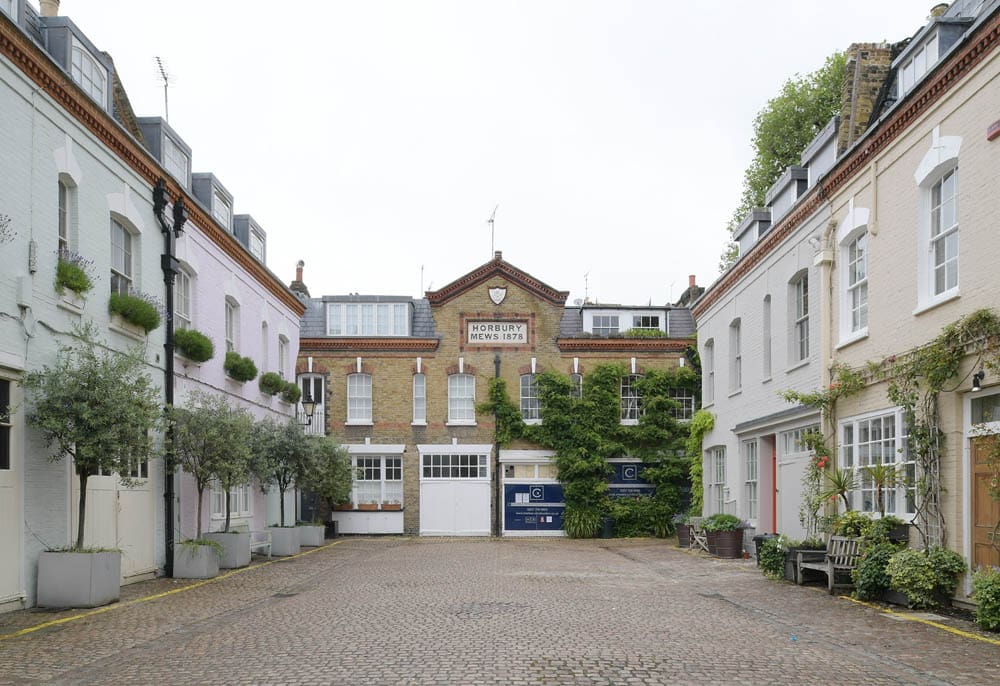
[[688, 274, 696, 288], [837, 43, 893, 155], [296, 260, 304, 282], [289, 260, 310, 299], [39, 0, 60, 17]]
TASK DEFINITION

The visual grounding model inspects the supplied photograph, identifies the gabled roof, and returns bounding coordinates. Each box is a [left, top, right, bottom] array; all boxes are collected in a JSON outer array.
[[425, 251, 569, 307]]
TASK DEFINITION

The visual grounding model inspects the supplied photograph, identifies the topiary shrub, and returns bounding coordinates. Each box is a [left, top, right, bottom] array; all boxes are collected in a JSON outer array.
[[757, 537, 786, 580], [281, 381, 301, 404], [173, 328, 214, 363], [886, 547, 966, 609], [224, 351, 258, 383], [258, 372, 284, 395], [972, 567, 1000, 632], [109, 292, 161, 332], [852, 542, 900, 601]]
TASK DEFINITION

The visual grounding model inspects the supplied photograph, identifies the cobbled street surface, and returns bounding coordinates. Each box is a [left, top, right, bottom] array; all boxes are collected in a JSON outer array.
[[1, 537, 999, 685]]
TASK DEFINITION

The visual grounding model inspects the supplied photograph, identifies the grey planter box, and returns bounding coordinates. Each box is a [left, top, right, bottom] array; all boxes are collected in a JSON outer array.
[[269, 527, 300, 556], [203, 531, 251, 569], [173, 543, 221, 579], [37, 551, 120, 608], [297, 525, 325, 547]]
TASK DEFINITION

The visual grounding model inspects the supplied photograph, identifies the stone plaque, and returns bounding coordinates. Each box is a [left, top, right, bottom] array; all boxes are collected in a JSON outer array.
[[467, 321, 528, 344]]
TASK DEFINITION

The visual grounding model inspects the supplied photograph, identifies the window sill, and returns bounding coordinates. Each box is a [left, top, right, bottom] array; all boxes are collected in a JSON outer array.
[[523, 418, 542, 426], [411, 421, 427, 427], [912, 290, 960, 316], [345, 420, 374, 426], [785, 359, 809, 374], [108, 316, 146, 342], [727, 389, 742, 399], [761, 376, 772, 385], [836, 329, 869, 350], [620, 419, 639, 426], [56, 292, 86, 315], [446, 421, 477, 427]]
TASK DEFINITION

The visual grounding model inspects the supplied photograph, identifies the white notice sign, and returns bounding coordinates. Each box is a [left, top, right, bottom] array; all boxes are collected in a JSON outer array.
[[467, 321, 528, 344]]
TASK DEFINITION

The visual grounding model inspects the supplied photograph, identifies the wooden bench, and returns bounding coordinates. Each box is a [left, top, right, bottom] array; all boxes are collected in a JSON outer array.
[[796, 535, 861, 594]]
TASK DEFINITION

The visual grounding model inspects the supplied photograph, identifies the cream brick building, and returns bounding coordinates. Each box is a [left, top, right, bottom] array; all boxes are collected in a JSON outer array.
[[295, 253, 696, 536]]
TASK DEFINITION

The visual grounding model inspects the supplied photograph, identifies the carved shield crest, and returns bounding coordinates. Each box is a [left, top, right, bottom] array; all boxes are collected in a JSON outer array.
[[488, 287, 507, 305]]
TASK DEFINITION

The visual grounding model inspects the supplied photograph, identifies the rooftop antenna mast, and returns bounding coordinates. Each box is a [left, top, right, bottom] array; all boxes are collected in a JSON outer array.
[[488, 204, 499, 257], [584, 271, 590, 302], [154, 56, 172, 122]]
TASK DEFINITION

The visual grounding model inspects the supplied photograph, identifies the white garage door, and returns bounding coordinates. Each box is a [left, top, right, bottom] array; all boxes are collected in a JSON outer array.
[[418, 446, 491, 536]]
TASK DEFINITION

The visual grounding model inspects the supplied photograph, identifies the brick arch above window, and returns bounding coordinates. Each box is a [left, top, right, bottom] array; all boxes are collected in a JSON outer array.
[[445, 363, 477, 376], [343, 362, 374, 376], [296, 360, 331, 376], [518, 363, 545, 376]]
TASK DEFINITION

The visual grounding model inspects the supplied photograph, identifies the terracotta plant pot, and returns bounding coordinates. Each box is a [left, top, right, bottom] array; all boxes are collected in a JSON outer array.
[[333, 503, 353, 511], [357, 503, 378, 512], [381, 503, 402, 511], [707, 529, 743, 559], [676, 524, 692, 548]]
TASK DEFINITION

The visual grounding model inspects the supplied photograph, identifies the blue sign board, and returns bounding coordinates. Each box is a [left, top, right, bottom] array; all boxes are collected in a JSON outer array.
[[607, 462, 654, 499], [503, 483, 565, 532]]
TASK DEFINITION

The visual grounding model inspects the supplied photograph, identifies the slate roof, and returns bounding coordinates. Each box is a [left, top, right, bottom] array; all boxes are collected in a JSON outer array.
[[556, 306, 695, 339], [299, 296, 438, 339]]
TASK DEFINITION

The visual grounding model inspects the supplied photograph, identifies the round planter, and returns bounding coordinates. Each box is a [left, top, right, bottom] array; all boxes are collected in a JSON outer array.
[[707, 529, 743, 559], [676, 524, 692, 548]]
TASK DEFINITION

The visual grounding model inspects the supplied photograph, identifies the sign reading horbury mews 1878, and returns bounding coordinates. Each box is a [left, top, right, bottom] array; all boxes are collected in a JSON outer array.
[[467, 321, 528, 344]]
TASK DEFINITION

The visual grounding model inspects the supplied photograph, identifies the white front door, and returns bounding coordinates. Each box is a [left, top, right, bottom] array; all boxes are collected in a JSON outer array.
[[777, 455, 808, 540], [0, 378, 23, 606], [418, 447, 492, 536]]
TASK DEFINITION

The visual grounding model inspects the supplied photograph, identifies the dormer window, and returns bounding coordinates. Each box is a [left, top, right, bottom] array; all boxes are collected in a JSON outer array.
[[632, 315, 659, 330], [899, 32, 938, 95], [163, 136, 189, 186], [212, 191, 232, 229], [592, 315, 619, 336], [250, 230, 265, 261], [1, 0, 16, 19], [327, 303, 411, 336], [70, 40, 107, 106]]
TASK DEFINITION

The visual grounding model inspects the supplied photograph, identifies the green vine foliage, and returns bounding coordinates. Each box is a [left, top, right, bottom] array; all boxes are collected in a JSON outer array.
[[780, 364, 865, 414], [686, 409, 714, 515], [476, 377, 526, 447], [757, 537, 786, 580]]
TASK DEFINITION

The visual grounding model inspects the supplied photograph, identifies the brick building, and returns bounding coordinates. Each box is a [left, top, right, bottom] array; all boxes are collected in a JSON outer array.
[[295, 252, 697, 536]]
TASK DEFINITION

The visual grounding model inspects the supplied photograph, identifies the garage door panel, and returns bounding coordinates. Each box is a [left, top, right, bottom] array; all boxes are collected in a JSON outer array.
[[419, 481, 490, 536]]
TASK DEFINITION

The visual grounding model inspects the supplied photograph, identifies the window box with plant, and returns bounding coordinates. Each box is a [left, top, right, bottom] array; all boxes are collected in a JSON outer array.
[[281, 381, 301, 404], [173, 328, 215, 364], [55, 250, 95, 301], [224, 351, 258, 383], [108, 290, 162, 334], [259, 371, 284, 396]]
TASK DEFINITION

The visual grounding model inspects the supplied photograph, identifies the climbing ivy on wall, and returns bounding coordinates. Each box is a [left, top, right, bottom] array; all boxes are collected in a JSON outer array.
[[685, 410, 715, 515]]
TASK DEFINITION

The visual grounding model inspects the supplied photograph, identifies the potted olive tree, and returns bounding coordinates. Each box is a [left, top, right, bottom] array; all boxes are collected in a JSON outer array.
[[202, 411, 255, 569], [167, 391, 253, 578], [300, 436, 352, 544], [252, 418, 314, 556], [23, 326, 161, 607]]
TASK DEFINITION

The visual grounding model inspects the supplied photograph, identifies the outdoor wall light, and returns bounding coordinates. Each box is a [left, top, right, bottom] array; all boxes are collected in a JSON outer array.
[[300, 393, 317, 426], [972, 369, 986, 393]]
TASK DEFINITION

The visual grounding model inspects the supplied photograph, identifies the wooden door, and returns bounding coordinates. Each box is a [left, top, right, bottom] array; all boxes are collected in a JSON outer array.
[[972, 436, 1000, 569]]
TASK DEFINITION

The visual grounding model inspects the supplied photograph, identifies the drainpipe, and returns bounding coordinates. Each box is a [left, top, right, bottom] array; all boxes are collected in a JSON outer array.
[[494, 353, 501, 538], [153, 178, 187, 577]]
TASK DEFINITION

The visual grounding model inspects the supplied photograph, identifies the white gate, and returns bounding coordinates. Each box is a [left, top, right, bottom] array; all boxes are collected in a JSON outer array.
[[777, 455, 808, 540], [0, 378, 23, 606], [418, 445, 492, 536]]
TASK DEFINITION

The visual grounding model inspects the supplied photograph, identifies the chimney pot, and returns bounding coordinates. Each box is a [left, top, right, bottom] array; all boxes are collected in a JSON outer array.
[[39, 0, 60, 17], [494, 250, 502, 261], [688, 274, 696, 288], [295, 260, 304, 281], [929, 3, 949, 18]]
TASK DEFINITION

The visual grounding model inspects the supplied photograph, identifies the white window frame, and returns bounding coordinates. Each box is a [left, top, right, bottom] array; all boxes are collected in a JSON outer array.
[[210, 481, 252, 520], [162, 135, 189, 185], [299, 374, 326, 435], [326, 303, 411, 337], [620, 374, 642, 425], [0, 379, 11, 471], [709, 447, 726, 515], [58, 180, 70, 254], [347, 373, 373, 425], [447, 374, 476, 425], [631, 314, 660, 330], [592, 315, 619, 336], [70, 39, 106, 106], [839, 409, 915, 518], [929, 169, 959, 298], [412, 373, 426, 425], [1, 0, 17, 20], [914, 130, 962, 313], [570, 373, 583, 399], [836, 202, 871, 345], [421, 452, 489, 480], [762, 296, 771, 380], [790, 272, 809, 364], [212, 190, 232, 229], [703, 339, 715, 405], [520, 373, 540, 424], [729, 319, 742, 393], [110, 217, 133, 296], [351, 455, 403, 507], [249, 230, 265, 261], [277, 335, 289, 379], [669, 388, 695, 421], [224, 298, 238, 353], [175, 269, 192, 329], [743, 440, 759, 520], [898, 31, 938, 95]]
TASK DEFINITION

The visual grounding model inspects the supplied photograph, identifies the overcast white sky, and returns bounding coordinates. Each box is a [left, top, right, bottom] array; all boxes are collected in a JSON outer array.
[[58, 0, 931, 305]]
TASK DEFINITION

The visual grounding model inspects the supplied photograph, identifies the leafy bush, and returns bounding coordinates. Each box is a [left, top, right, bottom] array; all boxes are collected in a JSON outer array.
[[862, 515, 906, 544], [259, 372, 284, 395], [55, 251, 94, 295], [176, 538, 224, 560], [886, 547, 966, 609], [563, 508, 601, 538], [224, 351, 258, 383], [281, 381, 302, 404], [972, 567, 1000, 632], [799, 536, 827, 550], [852, 542, 900, 601], [109, 291, 162, 332], [623, 328, 666, 338], [701, 513, 742, 532], [608, 496, 673, 538], [833, 510, 872, 538], [757, 537, 786, 580], [173, 328, 214, 363]]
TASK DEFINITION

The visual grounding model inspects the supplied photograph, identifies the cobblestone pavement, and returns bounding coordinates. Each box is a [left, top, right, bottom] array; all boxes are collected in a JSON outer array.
[[1, 537, 999, 685]]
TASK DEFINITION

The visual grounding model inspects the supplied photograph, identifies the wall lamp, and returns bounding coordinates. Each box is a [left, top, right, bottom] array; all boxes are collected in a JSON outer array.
[[153, 178, 187, 238], [300, 393, 317, 426], [972, 369, 986, 393]]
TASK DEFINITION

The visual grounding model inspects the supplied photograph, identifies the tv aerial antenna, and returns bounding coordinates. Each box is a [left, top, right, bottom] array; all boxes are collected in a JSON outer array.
[[154, 56, 174, 122], [488, 204, 499, 256]]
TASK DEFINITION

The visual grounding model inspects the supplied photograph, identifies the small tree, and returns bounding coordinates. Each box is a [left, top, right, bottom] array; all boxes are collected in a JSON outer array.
[[167, 391, 253, 538], [23, 326, 161, 549], [307, 436, 352, 515], [252, 418, 314, 526]]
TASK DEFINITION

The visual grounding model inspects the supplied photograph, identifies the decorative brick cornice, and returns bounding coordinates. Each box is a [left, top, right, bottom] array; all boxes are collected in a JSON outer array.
[[694, 9, 1000, 318], [427, 257, 569, 306], [0, 15, 304, 317], [556, 338, 690, 353], [298, 337, 440, 352]]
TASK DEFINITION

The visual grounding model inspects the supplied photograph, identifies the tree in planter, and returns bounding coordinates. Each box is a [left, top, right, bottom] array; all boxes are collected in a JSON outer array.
[[251, 418, 315, 527], [166, 391, 253, 538], [306, 436, 352, 515], [23, 325, 161, 549]]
